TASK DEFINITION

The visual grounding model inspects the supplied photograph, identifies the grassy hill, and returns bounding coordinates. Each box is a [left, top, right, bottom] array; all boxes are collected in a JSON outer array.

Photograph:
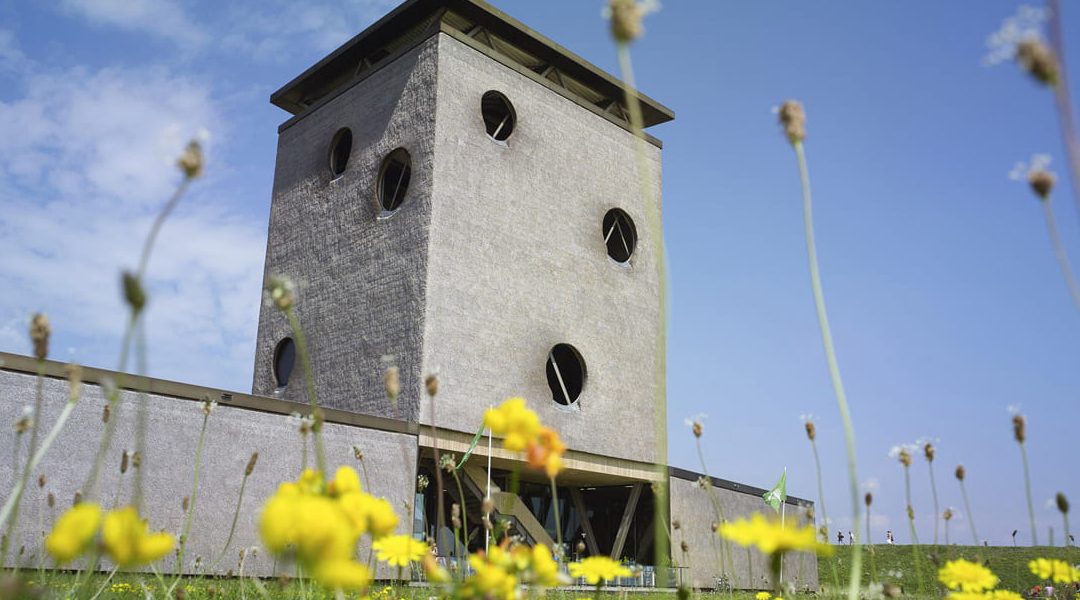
[[825, 544, 1080, 594]]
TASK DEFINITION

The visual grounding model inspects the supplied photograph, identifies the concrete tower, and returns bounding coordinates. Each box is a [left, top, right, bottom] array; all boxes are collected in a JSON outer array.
[[252, 0, 673, 468]]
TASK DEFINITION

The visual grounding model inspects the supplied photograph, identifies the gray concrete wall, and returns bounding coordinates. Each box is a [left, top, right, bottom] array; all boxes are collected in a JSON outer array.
[[0, 369, 417, 578], [252, 35, 440, 421], [420, 33, 665, 464], [670, 475, 819, 591]]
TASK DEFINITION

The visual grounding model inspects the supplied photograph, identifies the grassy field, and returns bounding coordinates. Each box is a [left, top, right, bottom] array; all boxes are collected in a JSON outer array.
[[8, 545, 1080, 599], [827, 544, 1080, 594]]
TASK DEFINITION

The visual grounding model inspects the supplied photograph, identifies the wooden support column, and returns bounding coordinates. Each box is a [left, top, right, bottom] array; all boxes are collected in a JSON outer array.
[[569, 488, 600, 556], [610, 483, 643, 559]]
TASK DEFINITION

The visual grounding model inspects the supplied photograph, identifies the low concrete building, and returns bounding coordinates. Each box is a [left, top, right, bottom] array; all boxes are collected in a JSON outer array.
[[1, 0, 817, 589]]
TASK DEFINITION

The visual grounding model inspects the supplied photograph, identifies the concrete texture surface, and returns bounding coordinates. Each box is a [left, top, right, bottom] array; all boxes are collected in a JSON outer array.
[[0, 369, 417, 578], [670, 475, 819, 591]]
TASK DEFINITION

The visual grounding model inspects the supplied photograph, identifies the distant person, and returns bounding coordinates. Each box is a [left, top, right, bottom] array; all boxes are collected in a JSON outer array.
[[1045, 584, 1054, 598], [886, 530, 895, 544], [848, 531, 853, 545], [838, 530, 844, 544]]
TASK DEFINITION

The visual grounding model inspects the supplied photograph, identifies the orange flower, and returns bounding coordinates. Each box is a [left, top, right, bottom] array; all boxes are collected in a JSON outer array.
[[526, 427, 566, 478]]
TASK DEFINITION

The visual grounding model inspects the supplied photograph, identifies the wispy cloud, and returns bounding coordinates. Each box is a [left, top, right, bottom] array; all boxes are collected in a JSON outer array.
[[0, 55, 264, 389], [57, 0, 210, 49]]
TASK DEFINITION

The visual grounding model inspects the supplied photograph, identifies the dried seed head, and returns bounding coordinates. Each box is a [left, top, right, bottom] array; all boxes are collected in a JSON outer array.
[[37, 474, 45, 488], [865, 492, 873, 507], [122, 271, 147, 314], [265, 276, 295, 312], [451, 515, 462, 530], [175, 585, 187, 600], [451, 503, 461, 520], [30, 313, 51, 361], [906, 505, 915, 520], [711, 522, 720, 534], [575, 540, 586, 554], [202, 397, 216, 416], [691, 421, 703, 438], [680, 540, 689, 553], [182, 496, 190, 512], [608, 0, 644, 44], [943, 508, 953, 521], [120, 451, 129, 475], [245, 452, 259, 476], [417, 474, 429, 492], [898, 448, 912, 467], [1016, 38, 1059, 86], [384, 366, 400, 401], [102, 404, 111, 423], [696, 476, 709, 490], [47, 493, 55, 508], [65, 364, 82, 402], [131, 451, 142, 469], [425, 374, 439, 397], [14, 414, 31, 434], [955, 464, 965, 481], [778, 100, 807, 145], [1028, 169, 1056, 200], [1057, 492, 1070, 514], [481, 496, 494, 515], [923, 442, 935, 462], [672, 519, 681, 531], [1012, 414, 1026, 443], [353, 446, 364, 461], [804, 420, 816, 441], [177, 140, 204, 179], [73, 491, 82, 505], [439, 454, 456, 473]]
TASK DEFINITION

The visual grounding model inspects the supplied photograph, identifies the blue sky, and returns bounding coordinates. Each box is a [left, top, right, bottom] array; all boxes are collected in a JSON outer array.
[[1, 1, 1078, 547]]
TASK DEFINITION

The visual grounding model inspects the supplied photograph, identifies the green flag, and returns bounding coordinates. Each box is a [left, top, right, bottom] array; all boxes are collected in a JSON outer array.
[[763, 470, 787, 513], [455, 422, 487, 471]]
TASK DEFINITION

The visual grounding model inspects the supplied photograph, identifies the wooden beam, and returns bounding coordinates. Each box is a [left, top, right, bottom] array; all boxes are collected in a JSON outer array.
[[610, 483, 643, 559], [635, 513, 655, 563], [568, 488, 600, 556]]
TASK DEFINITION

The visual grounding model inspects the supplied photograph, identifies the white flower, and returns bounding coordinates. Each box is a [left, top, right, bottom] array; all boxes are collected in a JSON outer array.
[[983, 4, 1049, 67], [1009, 154, 1052, 181]]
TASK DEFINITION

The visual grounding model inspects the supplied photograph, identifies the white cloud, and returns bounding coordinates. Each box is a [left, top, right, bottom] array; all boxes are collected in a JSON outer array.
[[0, 64, 264, 390], [0, 30, 28, 74], [57, 0, 209, 49]]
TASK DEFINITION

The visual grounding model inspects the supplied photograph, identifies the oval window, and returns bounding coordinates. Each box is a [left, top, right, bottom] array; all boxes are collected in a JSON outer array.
[[546, 343, 586, 406], [329, 128, 352, 177], [378, 148, 412, 213], [603, 208, 637, 263], [481, 91, 516, 142], [273, 337, 296, 389]]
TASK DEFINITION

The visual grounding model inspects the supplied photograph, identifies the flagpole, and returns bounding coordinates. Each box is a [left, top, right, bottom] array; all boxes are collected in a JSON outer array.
[[486, 407, 492, 553], [780, 467, 786, 587]]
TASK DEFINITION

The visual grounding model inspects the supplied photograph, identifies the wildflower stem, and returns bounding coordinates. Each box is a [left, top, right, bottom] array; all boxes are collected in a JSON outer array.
[[958, 479, 979, 544], [175, 407, 211, 577], [83, 316, 136, 502], [1048, 0, 1080, 226], [694, 437, 734, 581], [429, 393, 446, 541], [1040, 199, 1080, 314], [0, 397, 79, 534], [1, 360, 45, 565], [87, 565, 119, 600], [903, 466, 924, 595], [1019, 441, 1038, 545], [865, 503, 878, 583], [792, 140, 861, 600], [131, 321, 148, 511], [549, 476, 563, 557], [285, 308, 326, 475], [616, 39, 670, 587], [810, 439, 840, 592], [451, 468, 469, 556], [928, 462, 940, 546], [136, 178, 190, 277], [209, 469, 251, 572]]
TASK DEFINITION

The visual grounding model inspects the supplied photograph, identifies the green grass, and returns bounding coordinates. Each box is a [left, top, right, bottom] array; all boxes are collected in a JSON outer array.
[[6, 545, 1080, 599], [829, 544, 1080, 594]]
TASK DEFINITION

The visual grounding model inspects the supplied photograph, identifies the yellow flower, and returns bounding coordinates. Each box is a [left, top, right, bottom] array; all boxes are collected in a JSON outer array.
[[372, 534, 428, 567], [45, 503, 101, 564], [1029, 558, 1080, 583], [939, 559, 999, 592], [568, 556, 632, 585], [328, 466, 362, 496], [312, 559, 372, 591], [102, 507, 175, 567], [484, 397, 541, 452], [465, 551, 519, 600], [422, 554, 451, 583], [366, 497, 399, 539], [756, 592, 772, 600], [719, 514, 832, 556], [529, 544, 563, 587], [336, 491, 373, 536], [948, 592, 1024, 600]]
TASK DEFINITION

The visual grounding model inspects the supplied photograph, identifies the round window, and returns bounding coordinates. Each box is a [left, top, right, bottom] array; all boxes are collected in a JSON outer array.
[[329, 128, 352, 177], [481, 91, 516, 142], [378, 148, 412, 213], [546, 343, 586, 406], [603, 208, 637, 263], [273, 337, 296, 389]]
